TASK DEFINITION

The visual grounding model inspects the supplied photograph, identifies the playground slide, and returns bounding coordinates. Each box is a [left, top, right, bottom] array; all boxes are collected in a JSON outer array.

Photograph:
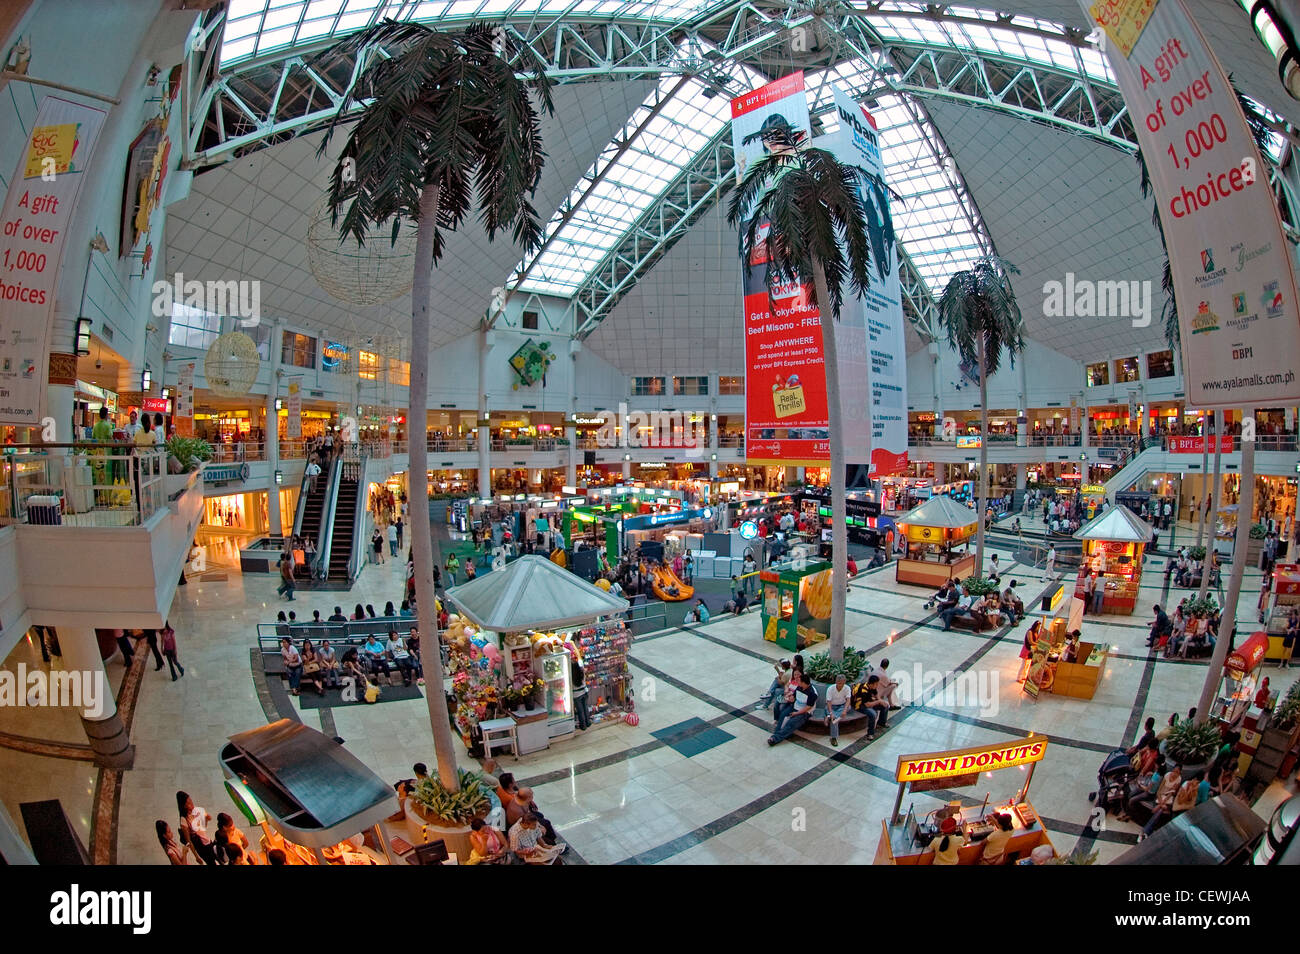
[[650, 565, 694, 602]]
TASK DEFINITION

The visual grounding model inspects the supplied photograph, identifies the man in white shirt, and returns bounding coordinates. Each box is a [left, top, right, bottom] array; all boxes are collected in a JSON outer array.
[[1045, 544, 1056, 578], [823, 674, 852, 747], [387, 521, 398, 557], [305, 458, 322, 493], [123, 410, 141, 440]]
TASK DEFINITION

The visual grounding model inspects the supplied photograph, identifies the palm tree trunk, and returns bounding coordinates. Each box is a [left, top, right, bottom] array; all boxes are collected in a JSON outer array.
[[974, 333, 989, 575], [1196, 428, 1254, 725], [812, 261, 847, 662], [1198, 410, 1224, 601], [410, 184, 460, 791]]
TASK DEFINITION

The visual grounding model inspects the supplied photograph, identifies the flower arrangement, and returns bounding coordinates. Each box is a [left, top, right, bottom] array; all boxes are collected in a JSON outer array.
[[502, 677, 544, 707]]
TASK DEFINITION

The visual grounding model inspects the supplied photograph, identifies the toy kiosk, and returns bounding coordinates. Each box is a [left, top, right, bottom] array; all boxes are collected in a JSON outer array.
[[893, 495, 977, 588], [1072, 505, 1152, 616], [1262, 563, 1300, 661], [874, 735, 1057, 865], [760, 557, 833, 652]]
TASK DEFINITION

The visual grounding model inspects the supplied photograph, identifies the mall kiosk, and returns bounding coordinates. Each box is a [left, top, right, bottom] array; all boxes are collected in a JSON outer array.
[[893, 495, 977, 588], [874, 735, 1057, 865], [1262, 563, 1300, 661], [1071, 505, 1152, 616], [1210, 632, 1271, 726], [759, 557, 833, 652]]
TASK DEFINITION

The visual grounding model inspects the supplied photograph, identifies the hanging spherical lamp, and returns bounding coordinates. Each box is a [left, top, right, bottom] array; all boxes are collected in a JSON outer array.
[[305, 200, 418, 306], [204, 331, 261, 397]]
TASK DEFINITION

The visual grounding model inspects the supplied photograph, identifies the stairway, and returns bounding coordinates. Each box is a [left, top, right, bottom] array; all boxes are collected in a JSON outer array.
[[327, 474, 360, 582]]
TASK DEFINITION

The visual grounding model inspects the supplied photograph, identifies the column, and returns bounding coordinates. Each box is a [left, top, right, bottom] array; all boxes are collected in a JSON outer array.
[[1079, 395, 1090, 450], [709, 414, 718, 479], [929, 342, 943, 438], [1140, 390, 1151, 440], [265, 375, 282, 539], [478, 330, 492, 498], [59, 626, 133, 769], [566, 342, 577, 487], [622, 457, 631, 480], [1017, 355, 1028, 448], [1016, 462, 1027, 491]]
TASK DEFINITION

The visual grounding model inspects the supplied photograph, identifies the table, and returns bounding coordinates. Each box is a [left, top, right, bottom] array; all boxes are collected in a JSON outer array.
[[479, 717, 518, 759]]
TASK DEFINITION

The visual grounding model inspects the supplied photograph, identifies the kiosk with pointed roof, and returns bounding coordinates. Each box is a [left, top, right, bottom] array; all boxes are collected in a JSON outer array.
[[894, 495, 979, 588], [1071, 504, 1154, 616]]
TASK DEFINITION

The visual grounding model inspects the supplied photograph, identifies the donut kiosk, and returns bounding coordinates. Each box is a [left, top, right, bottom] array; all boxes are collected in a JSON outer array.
[[1071, 505, 1152, 616], [893, 495, 977, 588]]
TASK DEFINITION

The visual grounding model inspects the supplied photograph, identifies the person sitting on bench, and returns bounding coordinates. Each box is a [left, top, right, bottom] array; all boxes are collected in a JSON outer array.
[[940, 585, 975, 631]]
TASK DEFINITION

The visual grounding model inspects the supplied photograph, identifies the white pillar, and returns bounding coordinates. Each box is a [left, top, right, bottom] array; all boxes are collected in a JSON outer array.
[[929, 342, 943, 438], [1017, 356, 1028, 448], [478, 329, 491, 498], [59, 626, 132, 768], [566, 341, 577, 486], [265, 327, 282, 538], [622, 458, 631, 479], [1016, 462, 1027, 491], [1079, 395, 1090, 450], [709, 414, 718, 479]]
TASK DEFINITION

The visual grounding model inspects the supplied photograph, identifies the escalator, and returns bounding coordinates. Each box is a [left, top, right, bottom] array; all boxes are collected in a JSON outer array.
[[326, 468, 361, 583], [293, 467, 328, 546]]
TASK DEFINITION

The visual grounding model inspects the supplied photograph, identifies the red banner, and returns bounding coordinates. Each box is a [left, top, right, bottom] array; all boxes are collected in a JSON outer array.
[[1168, 435, 1234, 453]]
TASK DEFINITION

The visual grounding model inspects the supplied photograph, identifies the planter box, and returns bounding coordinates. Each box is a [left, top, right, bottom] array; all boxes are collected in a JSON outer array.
[[405, 805, 472, 861]]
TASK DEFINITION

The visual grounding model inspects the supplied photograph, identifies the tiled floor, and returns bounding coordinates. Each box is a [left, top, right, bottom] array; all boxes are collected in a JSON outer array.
[[6, 513, 1296, 864]]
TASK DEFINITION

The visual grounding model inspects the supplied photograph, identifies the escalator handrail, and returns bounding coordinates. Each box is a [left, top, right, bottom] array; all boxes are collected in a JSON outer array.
[[345, 449, 372, 581], [292, 461, 311, 539], [314, 456, 343, 580]]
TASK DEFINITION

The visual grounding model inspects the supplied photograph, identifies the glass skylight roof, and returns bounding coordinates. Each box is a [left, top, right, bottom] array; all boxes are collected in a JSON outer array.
[[220, 0, 713, 64], [512, 62, 764, 297]]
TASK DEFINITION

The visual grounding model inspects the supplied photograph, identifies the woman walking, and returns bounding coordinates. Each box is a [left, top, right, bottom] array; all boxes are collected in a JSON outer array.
[[160, 621, 184, 680]]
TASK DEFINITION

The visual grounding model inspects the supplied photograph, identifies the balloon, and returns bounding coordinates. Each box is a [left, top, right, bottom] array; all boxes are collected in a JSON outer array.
[[484, 645, 503, 663], [471, 634, 488, 648]]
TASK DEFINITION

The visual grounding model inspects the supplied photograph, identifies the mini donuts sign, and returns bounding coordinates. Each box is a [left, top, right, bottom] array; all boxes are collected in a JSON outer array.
[[896, 735, 1049, 783]]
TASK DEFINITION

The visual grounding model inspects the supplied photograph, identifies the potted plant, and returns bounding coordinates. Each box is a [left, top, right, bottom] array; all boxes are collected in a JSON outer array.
[[405, 768, 490, 859], [1164, 719, 1221, 775], [165, 436, 213, 473], [804, 647, 869, 718]]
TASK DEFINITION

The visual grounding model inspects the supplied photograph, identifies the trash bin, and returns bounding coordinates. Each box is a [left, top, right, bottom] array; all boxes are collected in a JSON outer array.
[[26, 495, 62, 525]]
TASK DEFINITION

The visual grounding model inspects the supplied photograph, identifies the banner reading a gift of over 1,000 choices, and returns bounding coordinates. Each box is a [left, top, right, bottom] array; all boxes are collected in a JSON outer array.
[[831, 87, 908, 477], [1084, 0, 1300, 410], [733, 73, 876, 468]]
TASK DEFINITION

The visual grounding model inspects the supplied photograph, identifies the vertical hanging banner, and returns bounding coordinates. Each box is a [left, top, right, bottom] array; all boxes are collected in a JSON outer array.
[[831, 87, 908, 476], [286, 378, 302, 439], [1084, 0, 1300, 409], [731, 73, 830, 466], [0, 97, 107, 424], [174, 361, 195, 437]]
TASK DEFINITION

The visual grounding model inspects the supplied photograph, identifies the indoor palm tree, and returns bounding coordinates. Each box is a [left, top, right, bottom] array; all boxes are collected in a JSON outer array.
[[320, 20, 553, 790], [726, 127, 872, 662], [936, 257, 1025, 575]]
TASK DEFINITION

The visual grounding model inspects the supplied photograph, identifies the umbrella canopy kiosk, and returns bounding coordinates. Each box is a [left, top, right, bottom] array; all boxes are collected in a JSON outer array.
[[447, 556, 631, 742], [1210, 631, 1271, 725], [893, 495, 978, 588], [1071, 505, 1152, 616], [219, 719, 400, 864]]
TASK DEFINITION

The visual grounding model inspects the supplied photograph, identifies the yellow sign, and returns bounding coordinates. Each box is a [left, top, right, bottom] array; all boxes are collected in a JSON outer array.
[[25, 123, 80, 178], [896, 735, 1049, 783], [773, 385, 806, 419], [1088, 0, 1157, 58], [1047, 583, 1066, 612], [1082, 485, 1106, 494]]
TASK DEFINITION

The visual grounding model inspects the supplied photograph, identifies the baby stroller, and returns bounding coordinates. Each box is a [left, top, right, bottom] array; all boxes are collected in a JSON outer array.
[[1088, 749, 1135, 816]]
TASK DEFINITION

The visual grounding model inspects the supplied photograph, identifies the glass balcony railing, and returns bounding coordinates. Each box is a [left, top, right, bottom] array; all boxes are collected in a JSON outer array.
[[0, 444, 169, 527]]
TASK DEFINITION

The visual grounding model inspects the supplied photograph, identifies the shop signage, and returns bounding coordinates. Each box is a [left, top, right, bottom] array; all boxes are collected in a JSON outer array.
[[286, 378, 302, 440], [1225, 632, 1269, 674], [1082, 484, 1107, 494], [896, 735, 1049, 783], [142, 397, 169, 414], [202, 463, 250, 486], [956, 435, 982, 448], [739, 520, 759, 539], [1085, 0, 1300, 410], [1168, 435, 1234, 453], [0, 97, 108, 425]]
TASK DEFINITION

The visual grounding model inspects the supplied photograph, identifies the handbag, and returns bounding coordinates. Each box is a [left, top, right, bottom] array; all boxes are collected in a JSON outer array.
[[303, 660, 321, 674]]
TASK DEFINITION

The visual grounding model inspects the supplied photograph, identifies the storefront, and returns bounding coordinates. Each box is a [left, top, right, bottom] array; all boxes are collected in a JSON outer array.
[[201, 487, 299, 537], [874, 735, 1056, 865], [1263, 563, 1300, 661], [1072, 505, 1151, 616], [1210, 632, 1270, 725]]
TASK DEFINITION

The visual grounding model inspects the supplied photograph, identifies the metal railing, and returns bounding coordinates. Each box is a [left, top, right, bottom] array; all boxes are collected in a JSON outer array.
[[0, 444, 169, 527]]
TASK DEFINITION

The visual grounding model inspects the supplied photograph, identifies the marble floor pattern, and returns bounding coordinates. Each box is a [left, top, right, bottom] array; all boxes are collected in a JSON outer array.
[[10, 513, 1294, 865]]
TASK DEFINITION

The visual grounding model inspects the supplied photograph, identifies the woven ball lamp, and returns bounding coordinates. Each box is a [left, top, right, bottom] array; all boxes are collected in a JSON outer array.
[[305, 201, 417, 306], [204, 331, 261, 398]]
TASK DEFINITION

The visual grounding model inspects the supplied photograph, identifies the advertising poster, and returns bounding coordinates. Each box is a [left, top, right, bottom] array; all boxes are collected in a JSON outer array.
[[1085, 0, 1300, 409], [731, 73, 829, 466], [174, 361, 194, 437], [286, 378, 302, 439], [831, 87, 908, 476], [0, 97, 107, 424]]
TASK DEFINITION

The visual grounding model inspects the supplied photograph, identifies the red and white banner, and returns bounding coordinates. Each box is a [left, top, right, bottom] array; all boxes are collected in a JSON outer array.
[[174, 361, 194, 437], [1168, 434, 1234, 453], [1084, 0, 1300, 409], [732, 73, 833, 466], [0, 97, 107, 424], [286, 378, 302, 439]]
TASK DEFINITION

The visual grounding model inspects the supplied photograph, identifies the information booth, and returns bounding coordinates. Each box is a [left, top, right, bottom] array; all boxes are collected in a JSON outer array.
[[875, 735, 1057, 865], [1072, 505, 1152, 616], [893, 495, 977, 588], [759, 557, 833, 652]]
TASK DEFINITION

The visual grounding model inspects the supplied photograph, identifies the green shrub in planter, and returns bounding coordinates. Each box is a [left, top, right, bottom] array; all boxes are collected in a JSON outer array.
[[962, 576, 1001, 597], [1183, 594, 1219, 618], [165, 436, 213, 472], [1164, 719, 1221, 767], [408, 769, 489, 825], [804, 648, 868, 684], [1249, 523, 1267, 540], [1186, 545, 1206, 562], [1274, 682, 1300, 731]]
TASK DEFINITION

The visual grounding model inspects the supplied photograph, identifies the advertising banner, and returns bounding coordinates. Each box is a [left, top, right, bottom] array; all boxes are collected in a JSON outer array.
[[831, 87, 908, 476], [732, 73, 830, 466], [286, 378, 302, 440], [174, 361, 194, 437], [1168, 434, 1233, 453], [0, 97, 107, 424], [1085, 0, 1300, 409]]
